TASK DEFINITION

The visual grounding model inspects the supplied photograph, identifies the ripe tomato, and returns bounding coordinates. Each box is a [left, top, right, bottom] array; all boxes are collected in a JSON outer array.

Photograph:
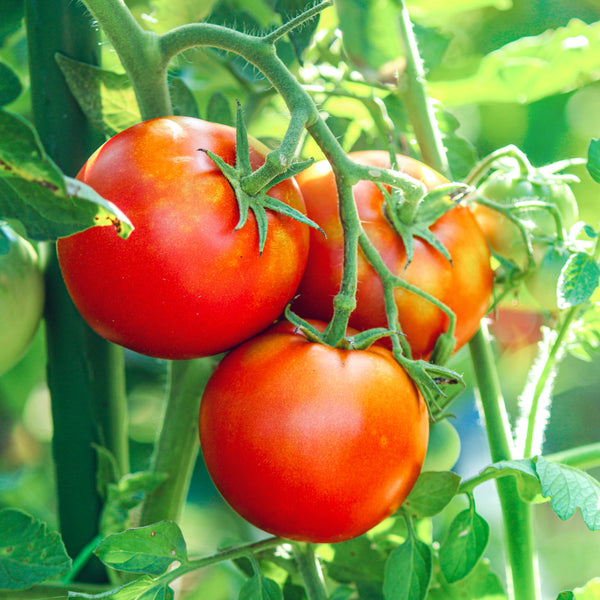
[[199, 320, 429, 543], [0, 224, 45, 376], [471, 168, 578, 267], [57, 117, 309, 359], [293, 151, 493, 359]]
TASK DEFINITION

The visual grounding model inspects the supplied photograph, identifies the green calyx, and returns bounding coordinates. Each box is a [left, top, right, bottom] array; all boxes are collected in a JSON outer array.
[[381, 182, 469, 267], [203, 104, 323, 254]]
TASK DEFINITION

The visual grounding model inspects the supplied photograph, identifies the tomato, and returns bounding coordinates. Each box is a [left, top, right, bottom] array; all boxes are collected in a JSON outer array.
[[0, 224, 45, 376], [199, 320, 429, 543], [422, 418, 461, 472], [471, 168, 578, 267], [488, 304, 545, 352], [292, 151, 493, 359], [525, 243, 570, 312], [57, 117, 309, 360]]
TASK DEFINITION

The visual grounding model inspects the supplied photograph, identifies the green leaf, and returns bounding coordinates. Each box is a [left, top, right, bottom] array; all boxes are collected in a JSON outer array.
[[435, 105, 478, 179], [0, 62, 22, 107], [0, 0, 24, 44], [565, 304, 600, 361], [94, 522, 188, 575], [536, 456, 600, 531], [383, 534, 432, 600], [0, 508, 71, 591], [587, 139, 600, 184], [334, 0, 402, 71], [573, 577, 600, 599], [431, 20, 600, 106], [480, 459, 544, 503], [100, 471, 170, 537], [439, 503, 489, 583], [427, 559, 507, 599], [169, 77, 200, 118], [68, 575, 172, 599], [56, 54, 141, 136], [405, 0, 511, 23], [206, 91, 234, 126], [326, 537, 386, 584], [266, 0, 321, 63], [0, 110, 133, 240], [238, 573, 283, 600], [557, 251, 600, 309], [404, 471, 461, 518]]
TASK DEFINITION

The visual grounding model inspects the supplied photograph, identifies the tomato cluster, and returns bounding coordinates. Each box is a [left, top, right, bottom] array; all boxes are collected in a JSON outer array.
[[57, 120, 495, 542]]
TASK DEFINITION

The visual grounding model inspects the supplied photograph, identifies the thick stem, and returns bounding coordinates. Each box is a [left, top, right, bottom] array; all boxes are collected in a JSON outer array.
[[397, 0, 448, 177], [80, 0, 172, 119], [469, 325, 540, 600], [25, 0, 128, 582], [292, 544, 328, 600], [139, 358, 217, 526]]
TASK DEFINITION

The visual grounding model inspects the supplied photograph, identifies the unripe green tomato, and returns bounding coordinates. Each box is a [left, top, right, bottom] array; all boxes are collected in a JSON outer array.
[[0, 225, 45, 375], [472, 170, 578, 267], [422, 418, 461, 472], [525, 244, 570, 312]]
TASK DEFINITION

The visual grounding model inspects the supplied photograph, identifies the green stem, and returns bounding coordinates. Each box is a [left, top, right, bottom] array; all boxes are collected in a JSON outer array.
[[26, 0, 128, 583], [292, 544, 328, 600], [464, 144, 533, 187], [161, 537, 284, 587], [397, 0, 448, 177], [80, 0, 172, 119], [469, 325, 539, 600], [547, 442, 600, 470], [521, 308, 576, 458], [139, 358, 217, 526]]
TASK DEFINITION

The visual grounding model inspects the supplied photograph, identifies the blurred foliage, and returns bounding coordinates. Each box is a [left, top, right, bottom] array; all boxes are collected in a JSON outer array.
[[2, 0, 600, 597]]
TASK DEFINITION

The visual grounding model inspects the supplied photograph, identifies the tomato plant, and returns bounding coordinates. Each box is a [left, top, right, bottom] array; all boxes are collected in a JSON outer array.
[[57, 116, 310, 359], [0, 224, 45, 376], [293, 151, 494, 359], [4, 1, 600, 599], [199, 320, 429, 543]]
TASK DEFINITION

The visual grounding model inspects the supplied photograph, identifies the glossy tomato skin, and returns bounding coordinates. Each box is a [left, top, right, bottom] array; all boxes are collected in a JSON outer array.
[[57, 117, 309, 359], [293, 151, 493, 359], [199, 320, 429, 543], [0, 225, 45, 375]]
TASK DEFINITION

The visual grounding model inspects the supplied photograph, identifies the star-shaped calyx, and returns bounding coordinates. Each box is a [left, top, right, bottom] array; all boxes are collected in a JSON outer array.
[[201, 105, 322, 254]]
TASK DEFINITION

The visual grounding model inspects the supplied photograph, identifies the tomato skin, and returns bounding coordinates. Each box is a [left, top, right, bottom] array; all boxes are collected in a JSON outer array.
[[57, 117, 309, 359], [0, 225, 45, 375], [199, 320, 429, 543], [293, 151, 493, 359]]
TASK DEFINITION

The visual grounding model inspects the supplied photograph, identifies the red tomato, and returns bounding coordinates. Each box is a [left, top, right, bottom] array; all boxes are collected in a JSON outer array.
[[57, 117, 309, 359], [199, 320, 429, 543], [293, 151, 493, 359]]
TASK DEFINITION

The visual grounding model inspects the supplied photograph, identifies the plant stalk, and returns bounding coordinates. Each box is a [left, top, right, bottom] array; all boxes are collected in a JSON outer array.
[[469, 325, 539, 600], [397, 0, 449, 177], [138, 358, 217, 526], [292, 544, 329, 600], [25, 0, 129, 582]]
